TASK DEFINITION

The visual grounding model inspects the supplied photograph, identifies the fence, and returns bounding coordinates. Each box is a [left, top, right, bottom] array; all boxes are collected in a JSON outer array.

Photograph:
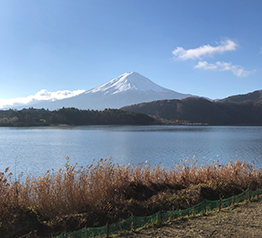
[[55, 188, 262, 238]]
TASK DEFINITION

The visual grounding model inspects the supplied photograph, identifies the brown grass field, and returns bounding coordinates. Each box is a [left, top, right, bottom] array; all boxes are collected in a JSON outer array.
[[0, 158, 262, 237], [123, 197, 262, 238]]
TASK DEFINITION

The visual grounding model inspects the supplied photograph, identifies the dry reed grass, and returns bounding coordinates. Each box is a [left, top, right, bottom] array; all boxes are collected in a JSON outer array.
[[0, 158, 261, 237]]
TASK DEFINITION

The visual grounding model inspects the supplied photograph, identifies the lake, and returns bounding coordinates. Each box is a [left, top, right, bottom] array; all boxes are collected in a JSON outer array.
[[0, 125, 262, 178]]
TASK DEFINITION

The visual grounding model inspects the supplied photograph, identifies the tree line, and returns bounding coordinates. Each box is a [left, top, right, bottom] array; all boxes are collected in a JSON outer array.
[[122, 97, 262, 126], [0, 107, 155, 126]]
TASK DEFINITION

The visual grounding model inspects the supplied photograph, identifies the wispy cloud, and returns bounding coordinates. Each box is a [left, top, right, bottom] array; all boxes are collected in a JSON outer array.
[[172, 39, 237, 60], [194, 61, 217, 70], [0, 89, 85, 109], [194, 61, 253, 77]]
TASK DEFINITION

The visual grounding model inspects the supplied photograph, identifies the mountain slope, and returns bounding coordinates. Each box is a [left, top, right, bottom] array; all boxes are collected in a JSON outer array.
[[218, 90, 262, 104], [121, 97, 262, 125], [87, 72, 169, 94], [24, 72, 192, 110]]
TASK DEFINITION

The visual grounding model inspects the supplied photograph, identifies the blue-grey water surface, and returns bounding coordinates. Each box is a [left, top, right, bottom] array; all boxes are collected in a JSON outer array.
[[0, 125, 262, 178]]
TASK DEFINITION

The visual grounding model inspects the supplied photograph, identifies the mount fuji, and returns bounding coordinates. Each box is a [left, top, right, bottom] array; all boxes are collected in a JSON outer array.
[[12, 72, 192, 110]]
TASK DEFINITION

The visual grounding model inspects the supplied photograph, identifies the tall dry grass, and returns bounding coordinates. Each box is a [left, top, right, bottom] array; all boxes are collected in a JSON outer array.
[[0, 158, 262, 236]]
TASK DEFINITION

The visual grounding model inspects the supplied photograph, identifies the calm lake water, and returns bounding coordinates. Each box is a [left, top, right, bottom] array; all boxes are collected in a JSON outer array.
[[0, 125, 262, 178]]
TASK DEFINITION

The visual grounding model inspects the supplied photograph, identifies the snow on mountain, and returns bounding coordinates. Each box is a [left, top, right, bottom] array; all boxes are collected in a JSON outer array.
[[88, 72, 167, 94], [4, 72, 192, 110]]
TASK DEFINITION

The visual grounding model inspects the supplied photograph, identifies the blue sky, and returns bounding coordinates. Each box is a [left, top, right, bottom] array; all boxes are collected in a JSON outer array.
[[0, 0, 261, 104]]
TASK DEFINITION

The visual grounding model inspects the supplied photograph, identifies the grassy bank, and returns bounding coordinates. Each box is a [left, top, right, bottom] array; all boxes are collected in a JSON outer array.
[[0, 158, 261, 237], [124, 195, 262, 238]]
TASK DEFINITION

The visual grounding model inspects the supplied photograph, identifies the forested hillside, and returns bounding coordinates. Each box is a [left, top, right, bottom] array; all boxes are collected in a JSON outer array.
[[0, 108, 155, 126], [218, 90, 262, 104], [122, 97, 262, 125]]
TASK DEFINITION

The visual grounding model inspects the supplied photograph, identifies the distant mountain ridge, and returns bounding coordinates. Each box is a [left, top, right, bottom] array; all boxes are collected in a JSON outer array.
[[17, 72, 192, 110], [121, 94, 262, 125], [3, 72, 261, 115], [218, 90, 262, 104]]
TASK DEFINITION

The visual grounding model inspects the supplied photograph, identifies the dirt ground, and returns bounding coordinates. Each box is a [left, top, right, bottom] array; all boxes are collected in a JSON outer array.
[[121, 198, 262, 238]]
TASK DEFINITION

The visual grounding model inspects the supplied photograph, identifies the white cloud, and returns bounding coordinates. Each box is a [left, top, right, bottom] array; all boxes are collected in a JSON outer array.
[[194, 61, 253, 77], [172, 39, 237, 60], [34, 89, 85, 101], [194, 61, 217, 70], [0, 89, 85, 109]]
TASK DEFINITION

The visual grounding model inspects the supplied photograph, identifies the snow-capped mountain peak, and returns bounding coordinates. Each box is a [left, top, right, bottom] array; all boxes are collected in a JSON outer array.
[[3, 72, 192, 110], [87, 72, 167, 95]]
